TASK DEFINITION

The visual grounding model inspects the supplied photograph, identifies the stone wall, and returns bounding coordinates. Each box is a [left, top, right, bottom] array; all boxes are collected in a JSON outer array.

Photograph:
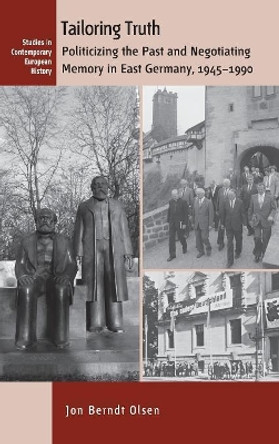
[[205, 86, 247, 184], [144, 145, 205, 184], [143, 205, 169, 249], [205, 86, 279, 184]]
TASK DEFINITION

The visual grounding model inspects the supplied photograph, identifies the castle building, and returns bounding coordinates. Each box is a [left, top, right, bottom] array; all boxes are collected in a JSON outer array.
[[205, 86, 279, 184], [152, 88, 177, 138], [144, 86, 279, 186]]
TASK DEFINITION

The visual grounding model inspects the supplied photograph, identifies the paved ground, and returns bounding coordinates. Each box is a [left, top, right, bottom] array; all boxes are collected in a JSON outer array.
[[144, 227, 262, 269], [143, 371, 279, 382]]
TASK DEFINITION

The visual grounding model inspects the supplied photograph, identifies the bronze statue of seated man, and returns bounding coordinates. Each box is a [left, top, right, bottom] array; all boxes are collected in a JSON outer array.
[[15, 208, 77, 350]]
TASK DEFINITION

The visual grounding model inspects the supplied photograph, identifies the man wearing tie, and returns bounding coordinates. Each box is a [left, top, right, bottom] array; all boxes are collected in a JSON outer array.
[[248, 182, 277, 262], [240, 165, 250, 187], [220, 189, 246, 268], [179, 179, 194, 230], [216, 178, 231, 250], [239, 175, 258, 236], [179, 179, 194, 208], [167, 189, 189, 261], [208, 180, 221, 230], [193, 188, 214, 258]]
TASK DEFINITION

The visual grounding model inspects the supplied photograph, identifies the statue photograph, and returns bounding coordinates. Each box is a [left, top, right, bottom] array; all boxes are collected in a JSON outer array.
[[0, 85, 139, 381], [15, 208, 77, 350], [73, 176, 134, 333]]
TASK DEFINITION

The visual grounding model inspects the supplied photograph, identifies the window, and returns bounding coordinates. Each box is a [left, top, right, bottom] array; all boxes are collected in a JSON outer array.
[[228, 103, 234, 112], [195, 324, 204, 347], [272, 273, 279, 291], [253, 86, 262, 97], [167, 290, 175, 304], [230, 319, 242, 344], [266, 86, 275, 96], [230, 274, 242, 308], [195, 284, 205, 298], [167, 329, 174, 349]]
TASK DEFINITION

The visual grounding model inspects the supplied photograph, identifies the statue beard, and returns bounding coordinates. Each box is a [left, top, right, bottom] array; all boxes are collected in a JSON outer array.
[[94, 190, 108, 201], [37, 223, 55, 234]]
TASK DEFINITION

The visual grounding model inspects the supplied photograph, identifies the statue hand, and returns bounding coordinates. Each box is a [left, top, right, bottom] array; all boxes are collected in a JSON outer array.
[[76, 256, 83, 266], [54, 276, 70, 286], [124, 255, 134, 270], [18, 276, 34, 287]]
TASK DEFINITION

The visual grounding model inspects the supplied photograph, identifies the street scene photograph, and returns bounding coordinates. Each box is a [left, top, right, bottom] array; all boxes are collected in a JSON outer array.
[[143, 270, 279, 381], [0, 86, 139, 381], [143, 86, 279, 269]]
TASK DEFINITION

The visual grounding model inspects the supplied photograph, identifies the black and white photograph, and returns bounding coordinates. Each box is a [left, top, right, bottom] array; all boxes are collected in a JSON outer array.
[[143, 86, 279, 269], [0, 85, 139, 381], [143, 270, 279, 381]]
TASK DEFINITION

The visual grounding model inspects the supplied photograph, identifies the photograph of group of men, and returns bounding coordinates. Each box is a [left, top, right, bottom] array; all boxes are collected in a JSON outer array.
[[167, 164, 278, 268]]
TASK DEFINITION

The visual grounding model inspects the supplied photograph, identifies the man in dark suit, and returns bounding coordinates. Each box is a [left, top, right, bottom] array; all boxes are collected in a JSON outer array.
[[240, 165, 250, 187], [253, 167, 263, 185], [248, 182, 277, 262], [15, 208, 77, 350], [227, 168, 238, 189], [167, 189, 189, 261], [208, 180, 221, 230], [193, 188, 214, 258], [220, 189, 246, 268], [179, 179, 194, 208], [216, 178, 231, 250], [239, 175, 258, 236]]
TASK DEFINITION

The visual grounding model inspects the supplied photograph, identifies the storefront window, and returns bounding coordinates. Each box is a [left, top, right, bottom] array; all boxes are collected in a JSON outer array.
[[195, 324, 204, 347], [230, 319, 242, 344], [271, 272, 279, 291], [167, 329, 174, 349]]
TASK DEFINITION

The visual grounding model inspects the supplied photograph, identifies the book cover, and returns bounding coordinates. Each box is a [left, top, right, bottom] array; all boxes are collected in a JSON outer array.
[[1, 1, 279, 443]]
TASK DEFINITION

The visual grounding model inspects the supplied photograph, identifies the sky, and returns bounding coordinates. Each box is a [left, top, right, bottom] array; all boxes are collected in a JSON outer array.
[[143, 85, 205, 134]]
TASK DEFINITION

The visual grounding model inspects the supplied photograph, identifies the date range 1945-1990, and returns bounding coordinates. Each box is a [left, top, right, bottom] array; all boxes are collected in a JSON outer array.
[[197, 65, 253, 76]]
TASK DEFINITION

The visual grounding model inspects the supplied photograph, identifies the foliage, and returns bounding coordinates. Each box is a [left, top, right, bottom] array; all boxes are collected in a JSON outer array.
[[0, 86, 66, 220], [0, 86, 139, 259], [144, 165, 205, 212], [70, 86, 139, 254]]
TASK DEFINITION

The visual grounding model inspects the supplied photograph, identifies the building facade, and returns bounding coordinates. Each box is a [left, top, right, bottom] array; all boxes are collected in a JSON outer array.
[[206, 86, 279, 184], [145, 86, 279, 186], [155, 271, 279, 372]]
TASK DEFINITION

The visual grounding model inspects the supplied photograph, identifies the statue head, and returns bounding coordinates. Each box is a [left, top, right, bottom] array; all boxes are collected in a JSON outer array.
[[91, 176, 109, 201], [35, 208, 57, 234]]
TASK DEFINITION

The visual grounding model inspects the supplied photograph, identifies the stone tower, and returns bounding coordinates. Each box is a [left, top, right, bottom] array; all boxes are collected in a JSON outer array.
[[152, 88, 177, 138]]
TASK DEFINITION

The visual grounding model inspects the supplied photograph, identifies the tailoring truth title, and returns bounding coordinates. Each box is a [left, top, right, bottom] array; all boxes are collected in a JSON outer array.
[[61, 19, 161, 40]]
